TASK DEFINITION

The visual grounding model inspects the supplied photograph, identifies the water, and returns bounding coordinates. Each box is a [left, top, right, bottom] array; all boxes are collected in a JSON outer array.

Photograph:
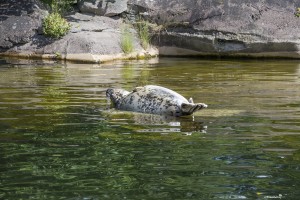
[[0, 57, 299, 199]]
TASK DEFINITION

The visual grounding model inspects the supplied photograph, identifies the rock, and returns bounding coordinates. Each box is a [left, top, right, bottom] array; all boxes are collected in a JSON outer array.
[[0, 0, 47, 50], [79, 0, 105, 16], [104, 0, 128, 17], [1, 0, 298, 61], [67, 12, 120, 33], [78, 0, 128, 17], [9, 13, 145, 62], [129, 0, 300, 58], [0, 1, 157, 63]]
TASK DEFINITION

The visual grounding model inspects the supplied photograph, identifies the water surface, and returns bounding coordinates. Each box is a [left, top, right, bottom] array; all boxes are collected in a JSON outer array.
[[0, 57, 300, 199]]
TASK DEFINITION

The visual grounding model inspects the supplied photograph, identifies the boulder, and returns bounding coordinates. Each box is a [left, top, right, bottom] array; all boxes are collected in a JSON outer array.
[[0, 0, 156, 63], [0, 0, 47, 51], [129, 0, 300, 58], [104, 0, 128, 17], [78, 0, 128, 17], [1, 0, 299, 61], [78, 0, 105, 16], [5, 13, 147, 63]]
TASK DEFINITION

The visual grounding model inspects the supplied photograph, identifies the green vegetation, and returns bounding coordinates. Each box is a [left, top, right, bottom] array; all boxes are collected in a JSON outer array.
[[120, 25, 134, 54], [135, 19, 151, 49], [41, 0, 74, 14], [55, 51, 62, 58], [43, 12, 71, 38], [41, 0, 72, 38], [296, 7, 300, 17]]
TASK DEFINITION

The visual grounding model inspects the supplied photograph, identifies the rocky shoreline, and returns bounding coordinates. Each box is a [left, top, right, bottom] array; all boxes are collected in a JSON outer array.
[[0, 0, 299, 63]]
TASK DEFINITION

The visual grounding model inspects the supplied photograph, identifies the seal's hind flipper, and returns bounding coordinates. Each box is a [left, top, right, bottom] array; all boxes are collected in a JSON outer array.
[[181, 103, 207, 115], [188, 98, 194, 104]]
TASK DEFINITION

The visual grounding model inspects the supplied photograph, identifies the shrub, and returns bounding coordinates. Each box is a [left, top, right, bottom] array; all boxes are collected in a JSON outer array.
[[43, 12, 71, 38], [296, 7, 300, 17], [121, 26, 134, 54]]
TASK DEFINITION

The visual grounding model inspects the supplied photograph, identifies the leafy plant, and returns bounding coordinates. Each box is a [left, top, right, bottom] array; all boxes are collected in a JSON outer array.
[[43, 12, 71, 38], [296, 7, 300, 17], [121, 26, 134, 54]]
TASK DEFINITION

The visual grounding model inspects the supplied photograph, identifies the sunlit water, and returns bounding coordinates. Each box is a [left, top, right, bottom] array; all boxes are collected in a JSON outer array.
[[0, 57, 300, 199]]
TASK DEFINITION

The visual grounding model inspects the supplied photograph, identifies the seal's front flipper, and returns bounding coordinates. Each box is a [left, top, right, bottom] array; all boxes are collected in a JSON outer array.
[[181, 103, 207, 115]]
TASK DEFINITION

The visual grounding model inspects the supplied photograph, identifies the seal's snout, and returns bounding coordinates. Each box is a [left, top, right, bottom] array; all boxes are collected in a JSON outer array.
[[106, 88, 114, 98]]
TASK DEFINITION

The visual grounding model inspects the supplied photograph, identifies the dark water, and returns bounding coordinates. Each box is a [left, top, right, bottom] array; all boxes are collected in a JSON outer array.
[[0, 57, 300, 200]]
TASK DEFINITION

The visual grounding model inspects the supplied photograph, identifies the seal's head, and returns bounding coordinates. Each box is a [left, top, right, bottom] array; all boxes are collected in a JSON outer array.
[[106, 88, 130, 108]]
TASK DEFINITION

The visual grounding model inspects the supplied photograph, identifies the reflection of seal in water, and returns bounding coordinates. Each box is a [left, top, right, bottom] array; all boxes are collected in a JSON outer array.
[[106, 85, 207, 117]]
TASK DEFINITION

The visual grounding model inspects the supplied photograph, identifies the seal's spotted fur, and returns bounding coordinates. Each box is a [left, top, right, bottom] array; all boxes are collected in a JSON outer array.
[[106, 85, 207, 117]]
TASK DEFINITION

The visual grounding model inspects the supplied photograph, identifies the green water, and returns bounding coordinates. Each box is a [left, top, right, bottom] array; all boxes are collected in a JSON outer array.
[[0, 57, 300, 199]]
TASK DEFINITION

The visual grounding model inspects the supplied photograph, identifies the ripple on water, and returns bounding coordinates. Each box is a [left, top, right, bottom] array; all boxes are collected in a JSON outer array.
[[0, 59, 300, 199]]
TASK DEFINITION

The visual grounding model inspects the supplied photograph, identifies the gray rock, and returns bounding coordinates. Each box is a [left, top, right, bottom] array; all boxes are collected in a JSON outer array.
[[1, 0, 299, 60], [78, 0, 128, 17], [79, 0, 105, 16], [67, 12, 120, 32], [11, 12, 143, 57], [0, 0, 47, 50], [104, 0, 128, 17], [129, 0, 300, 58], [0, 0, 155, 63]]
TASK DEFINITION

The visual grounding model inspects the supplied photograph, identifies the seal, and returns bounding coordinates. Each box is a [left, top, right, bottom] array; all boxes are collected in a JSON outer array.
[[106, 85, 207, 117]]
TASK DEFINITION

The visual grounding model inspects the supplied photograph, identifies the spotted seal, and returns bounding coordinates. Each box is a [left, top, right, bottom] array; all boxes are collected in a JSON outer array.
[[106, 85, 207, 117]]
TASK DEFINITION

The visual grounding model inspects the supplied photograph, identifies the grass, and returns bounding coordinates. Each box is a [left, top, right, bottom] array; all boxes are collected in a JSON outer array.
[[121, 25, 134, 54], [136, 19, 151, 49]]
